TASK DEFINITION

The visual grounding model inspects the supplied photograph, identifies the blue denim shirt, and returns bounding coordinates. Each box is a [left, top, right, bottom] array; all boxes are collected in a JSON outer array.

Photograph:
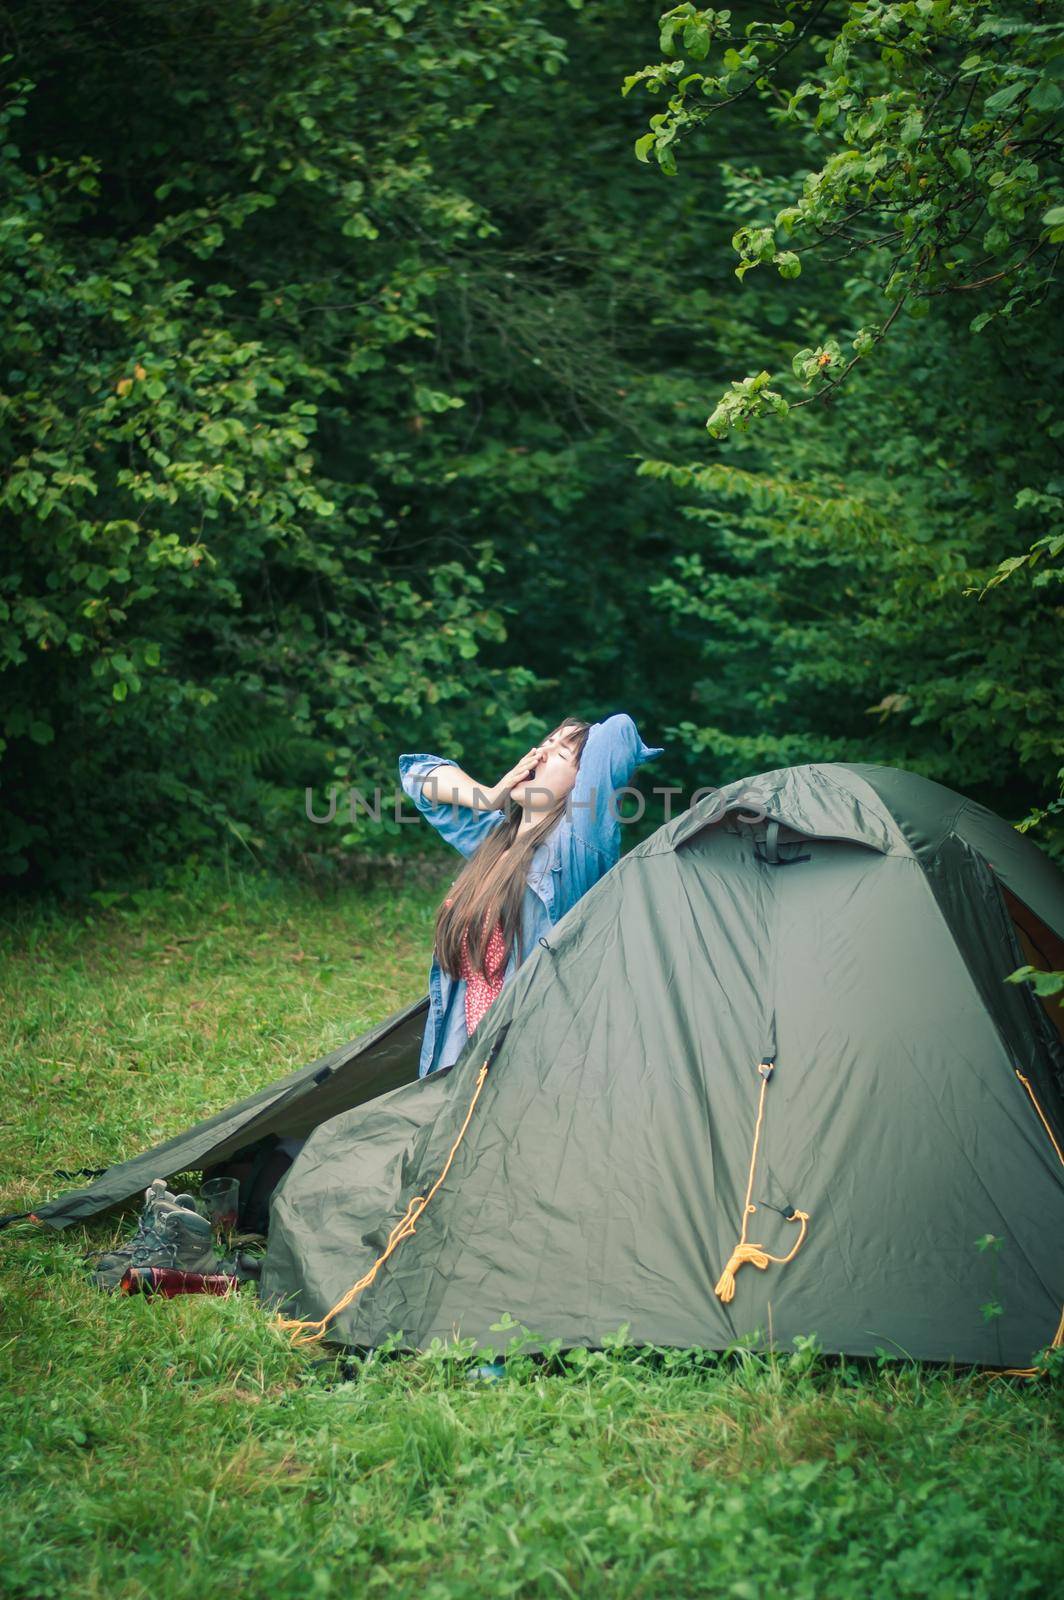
[[398, 713, 665, 1078]]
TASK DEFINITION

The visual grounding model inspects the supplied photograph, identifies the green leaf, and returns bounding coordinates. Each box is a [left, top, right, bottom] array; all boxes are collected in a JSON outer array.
[[984, 79, 1026, 115], [899, 111, 923, 147], [684, 21, 711, 60], [856, 98, 887, 140], [341, 213, 379, 240], [1029, 77, 1063, 113]]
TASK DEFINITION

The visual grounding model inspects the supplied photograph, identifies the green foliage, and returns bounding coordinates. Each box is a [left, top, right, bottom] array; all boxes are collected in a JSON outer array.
[[624, 0, 1064, 848], [629, 2, 1063, 365], [1, 0, 1060, 893], [1007, 964, 1064, 1002], [0, 1, 569, 892]]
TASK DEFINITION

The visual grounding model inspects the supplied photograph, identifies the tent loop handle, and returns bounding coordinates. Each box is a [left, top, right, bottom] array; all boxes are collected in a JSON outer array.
[[753, 819, 811, 867]]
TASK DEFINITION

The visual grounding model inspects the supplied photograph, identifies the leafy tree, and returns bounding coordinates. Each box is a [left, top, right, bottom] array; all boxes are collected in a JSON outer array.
[[2, 0, 1060, 900], [0, 1, 570, 891], [624, 0, 1063, 854]]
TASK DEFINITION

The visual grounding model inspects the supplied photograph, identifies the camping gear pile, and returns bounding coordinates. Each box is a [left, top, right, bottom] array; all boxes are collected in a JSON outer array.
[[83, 1178, 263, 1295], [7, 763, 1063, 1369]]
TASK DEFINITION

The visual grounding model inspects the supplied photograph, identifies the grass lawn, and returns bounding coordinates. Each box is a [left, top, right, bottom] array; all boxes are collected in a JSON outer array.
[[1, 867, 1061, 1600]]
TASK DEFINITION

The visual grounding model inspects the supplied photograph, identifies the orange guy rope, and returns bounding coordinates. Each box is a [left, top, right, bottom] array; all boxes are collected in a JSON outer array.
[[714, 1059, 809, 1304], [998, 1069, 1064, 1377], [1015, 1070, 1064, 1169], [276, 1048, 496, 1348]]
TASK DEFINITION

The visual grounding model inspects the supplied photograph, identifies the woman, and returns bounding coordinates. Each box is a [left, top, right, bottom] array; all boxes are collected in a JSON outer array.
[[399, 712, 664, 1078]]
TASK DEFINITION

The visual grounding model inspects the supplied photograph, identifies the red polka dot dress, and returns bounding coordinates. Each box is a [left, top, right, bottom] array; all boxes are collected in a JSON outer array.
[[445, 899, 510, 1035]]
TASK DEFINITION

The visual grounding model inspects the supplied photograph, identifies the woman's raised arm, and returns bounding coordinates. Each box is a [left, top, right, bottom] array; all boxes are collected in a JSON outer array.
[[397, 745, 542, 857], [565, 713, 664, 863]]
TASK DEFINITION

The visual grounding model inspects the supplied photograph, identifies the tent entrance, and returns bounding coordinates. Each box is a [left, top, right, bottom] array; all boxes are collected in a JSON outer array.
[[1002, 884, 1064, 1049], [201, 1136, 296, 1236]]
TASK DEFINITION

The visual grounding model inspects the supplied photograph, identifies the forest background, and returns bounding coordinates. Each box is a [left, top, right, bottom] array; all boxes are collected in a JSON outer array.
[[1, 0, 1062, 897]]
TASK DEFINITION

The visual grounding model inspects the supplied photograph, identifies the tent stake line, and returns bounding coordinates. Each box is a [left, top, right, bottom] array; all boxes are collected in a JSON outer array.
[[714, 1059, 810, 1305], [998, 1070, 1064, 1378], [276, 1026, 510, 1348]]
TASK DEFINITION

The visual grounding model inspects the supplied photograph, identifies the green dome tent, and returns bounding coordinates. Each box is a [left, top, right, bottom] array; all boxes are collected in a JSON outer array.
[[11, 763, 1062, 1369], [261, 763, 1064, 1368]]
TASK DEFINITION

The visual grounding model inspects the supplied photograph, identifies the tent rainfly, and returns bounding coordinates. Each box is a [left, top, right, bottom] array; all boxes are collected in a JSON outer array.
[[11, 764, 1064, 1368]]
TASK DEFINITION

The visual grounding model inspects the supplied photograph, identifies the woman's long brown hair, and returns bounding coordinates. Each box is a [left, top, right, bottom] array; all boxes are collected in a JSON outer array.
[[433, 719, 591, 978]]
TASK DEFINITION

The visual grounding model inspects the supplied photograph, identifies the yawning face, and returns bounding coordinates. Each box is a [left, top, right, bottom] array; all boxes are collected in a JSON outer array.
[[509, 726, 582, 812]]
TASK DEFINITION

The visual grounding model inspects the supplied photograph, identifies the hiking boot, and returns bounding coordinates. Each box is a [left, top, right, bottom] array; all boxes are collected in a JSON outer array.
[[87, 1178, 217, 1292]]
